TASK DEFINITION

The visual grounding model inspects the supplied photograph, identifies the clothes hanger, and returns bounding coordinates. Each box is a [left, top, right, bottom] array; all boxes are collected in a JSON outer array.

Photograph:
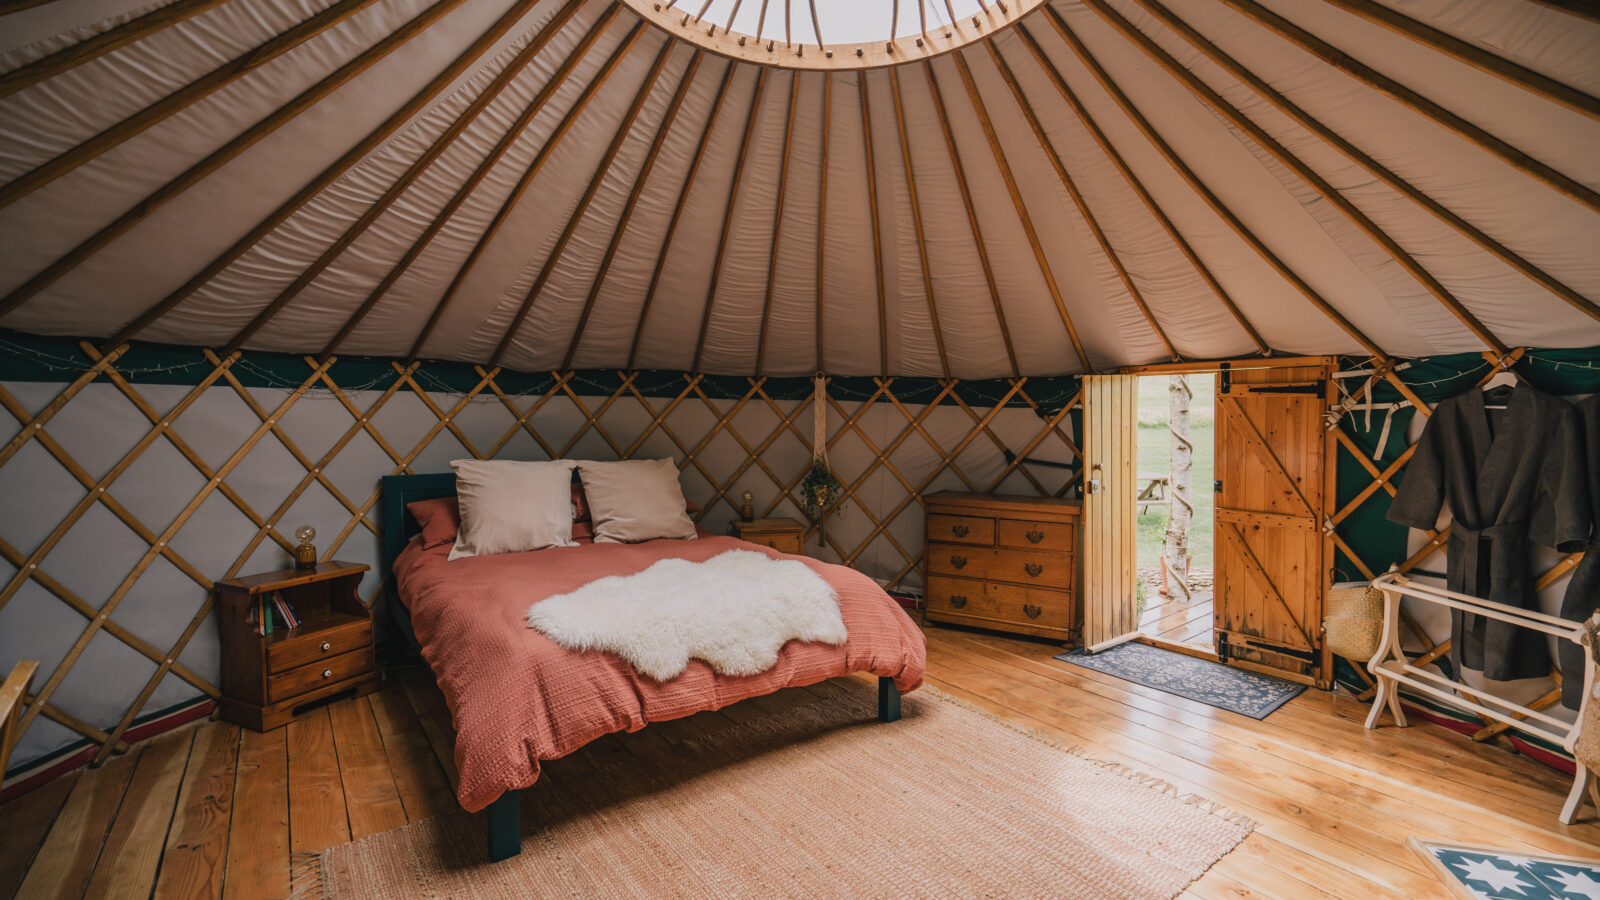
[[1482, 369, 1517, 410]]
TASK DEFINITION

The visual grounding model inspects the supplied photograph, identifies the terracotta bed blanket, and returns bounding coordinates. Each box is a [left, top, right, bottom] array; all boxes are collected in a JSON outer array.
[[393, 534, 927, 812]]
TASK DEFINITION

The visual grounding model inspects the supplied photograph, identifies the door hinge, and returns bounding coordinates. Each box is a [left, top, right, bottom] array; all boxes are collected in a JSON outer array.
[[1237, 382, 1325, 395], [1214, 480, 1222, 494]]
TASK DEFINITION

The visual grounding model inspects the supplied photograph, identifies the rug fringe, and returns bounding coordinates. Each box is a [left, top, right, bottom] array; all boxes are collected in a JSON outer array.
[[921, 685, 1258, 832], [289, 850, 332, 900]]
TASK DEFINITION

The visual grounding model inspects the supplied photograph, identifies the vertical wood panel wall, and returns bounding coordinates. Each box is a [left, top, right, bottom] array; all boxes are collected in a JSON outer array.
[[0, 339, 1081, 775]]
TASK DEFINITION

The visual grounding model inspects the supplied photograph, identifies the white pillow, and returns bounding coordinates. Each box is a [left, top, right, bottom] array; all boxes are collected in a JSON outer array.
[[575, 459, 699, 543], [448, 459, 578, 560]]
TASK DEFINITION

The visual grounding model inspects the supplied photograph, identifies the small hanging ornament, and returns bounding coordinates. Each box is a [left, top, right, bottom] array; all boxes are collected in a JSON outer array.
[[799, 374, 843, 545]]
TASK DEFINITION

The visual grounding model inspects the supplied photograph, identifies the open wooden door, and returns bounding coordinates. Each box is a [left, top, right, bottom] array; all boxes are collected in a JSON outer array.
[[1081, 373, 1139, 652], [1213, 360, 1333, 684]]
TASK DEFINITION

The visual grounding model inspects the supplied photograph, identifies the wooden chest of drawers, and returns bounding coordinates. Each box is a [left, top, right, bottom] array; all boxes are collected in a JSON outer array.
[[923, 493, 1082, 641]]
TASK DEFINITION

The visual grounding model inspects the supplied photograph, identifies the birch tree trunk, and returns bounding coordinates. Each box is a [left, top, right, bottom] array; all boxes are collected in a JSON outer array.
[[1163, 375, 1193, 601]]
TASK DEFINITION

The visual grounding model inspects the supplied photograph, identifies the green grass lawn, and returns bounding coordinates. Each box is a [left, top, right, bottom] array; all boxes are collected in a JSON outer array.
[[1135, 376, 1215, 570]]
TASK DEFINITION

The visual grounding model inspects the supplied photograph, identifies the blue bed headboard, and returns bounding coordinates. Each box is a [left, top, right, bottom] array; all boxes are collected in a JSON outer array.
[[380, 471, 457, 589]]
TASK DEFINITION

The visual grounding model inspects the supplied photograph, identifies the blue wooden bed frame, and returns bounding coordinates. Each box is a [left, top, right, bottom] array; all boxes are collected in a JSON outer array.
[[378, 471, 902, 863]]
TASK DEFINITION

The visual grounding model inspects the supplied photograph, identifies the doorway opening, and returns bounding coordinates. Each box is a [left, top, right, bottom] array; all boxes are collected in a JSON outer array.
[[1135, 374, 1215, 650]]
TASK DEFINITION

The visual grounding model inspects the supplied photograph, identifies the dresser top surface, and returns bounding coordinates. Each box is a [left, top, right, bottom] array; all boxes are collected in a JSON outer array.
[[923, 492, 1082, 516]]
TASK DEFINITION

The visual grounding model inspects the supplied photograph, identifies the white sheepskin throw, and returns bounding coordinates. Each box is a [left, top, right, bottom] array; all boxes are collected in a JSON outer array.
[[525, 549, 847, 682]]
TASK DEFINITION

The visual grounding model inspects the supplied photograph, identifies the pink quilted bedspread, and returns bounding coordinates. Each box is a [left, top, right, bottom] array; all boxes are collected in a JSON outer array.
[[394, 534, 927, 812]]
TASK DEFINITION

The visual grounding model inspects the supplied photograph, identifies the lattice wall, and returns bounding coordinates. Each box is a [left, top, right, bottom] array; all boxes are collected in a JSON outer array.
[[0, 339, 1080, 773]]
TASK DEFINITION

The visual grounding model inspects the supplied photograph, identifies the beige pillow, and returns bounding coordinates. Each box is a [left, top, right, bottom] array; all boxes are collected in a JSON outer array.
[[576, 459, 698, 543], [448, 459, 578, 560]]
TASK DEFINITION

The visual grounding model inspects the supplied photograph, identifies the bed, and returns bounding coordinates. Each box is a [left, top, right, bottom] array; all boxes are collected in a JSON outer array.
[[379, 472, 927, 861]]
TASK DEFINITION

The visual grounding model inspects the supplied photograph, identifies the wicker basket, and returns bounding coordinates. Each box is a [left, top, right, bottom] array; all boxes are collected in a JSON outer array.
[[1324, 582, 1386, 664], [1575, 615, 1600, 774]]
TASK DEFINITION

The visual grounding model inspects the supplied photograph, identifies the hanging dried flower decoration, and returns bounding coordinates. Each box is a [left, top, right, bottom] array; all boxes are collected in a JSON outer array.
[[799, 458, 842, 518]]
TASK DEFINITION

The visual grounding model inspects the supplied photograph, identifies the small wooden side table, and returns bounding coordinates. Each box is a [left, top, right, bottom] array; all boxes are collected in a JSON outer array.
[[215, 561, 379, 731], [731, 517, 805, 555]]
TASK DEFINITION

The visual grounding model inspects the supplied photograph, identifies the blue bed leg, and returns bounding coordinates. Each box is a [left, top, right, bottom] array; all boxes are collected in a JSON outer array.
[[878, 677, 901, 722], [487, 790, 520, 862]]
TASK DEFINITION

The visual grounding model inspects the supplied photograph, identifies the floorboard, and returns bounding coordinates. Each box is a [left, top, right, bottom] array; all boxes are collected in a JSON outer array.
[[5, 621, 1594, 899]]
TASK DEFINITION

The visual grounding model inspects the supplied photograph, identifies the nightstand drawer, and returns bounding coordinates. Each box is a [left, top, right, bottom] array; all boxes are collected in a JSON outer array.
[[268, 648, 373, 703], [744, 534, 802, 555], [266, 616, 372, 674]]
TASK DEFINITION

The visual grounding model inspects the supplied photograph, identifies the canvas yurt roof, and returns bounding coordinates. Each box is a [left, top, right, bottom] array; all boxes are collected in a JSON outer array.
[[1, 0, 1597, 374]]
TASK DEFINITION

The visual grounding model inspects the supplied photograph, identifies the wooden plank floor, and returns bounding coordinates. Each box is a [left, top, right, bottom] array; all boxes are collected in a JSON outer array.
[[4, 622, 1598, 899], [1141, 591, 1214, 647]]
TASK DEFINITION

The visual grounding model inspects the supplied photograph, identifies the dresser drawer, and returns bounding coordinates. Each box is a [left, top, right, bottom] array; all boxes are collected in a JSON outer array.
[[989, 547, 1071, 590], [927, 543, 990, 579], [927, 514, 994, 546], [925, 576, 985, 613], [985, 583, 1073, 629], [266, 617, 372, 674], [996, 519, 1075, 551], [268, 648, 374, 703]]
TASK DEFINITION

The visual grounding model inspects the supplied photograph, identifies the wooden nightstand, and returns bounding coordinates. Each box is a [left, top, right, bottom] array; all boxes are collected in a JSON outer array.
[[215, 561, 379, 731], [731, 517, 805, 555]]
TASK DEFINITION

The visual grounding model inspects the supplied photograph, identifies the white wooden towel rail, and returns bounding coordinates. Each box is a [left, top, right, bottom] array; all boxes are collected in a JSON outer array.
[[1364, 570, 1599, 824]]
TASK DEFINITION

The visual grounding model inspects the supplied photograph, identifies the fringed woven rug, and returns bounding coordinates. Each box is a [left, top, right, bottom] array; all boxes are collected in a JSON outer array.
[[300, 685, 1252, 899]]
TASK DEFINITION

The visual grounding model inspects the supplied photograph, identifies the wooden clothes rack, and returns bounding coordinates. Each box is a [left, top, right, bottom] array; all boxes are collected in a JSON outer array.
[[1364, 571, 1599, 824]]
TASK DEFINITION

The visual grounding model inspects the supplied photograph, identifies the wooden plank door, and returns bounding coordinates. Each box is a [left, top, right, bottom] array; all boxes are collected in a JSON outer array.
[[1081, 374, 1139, 652], [1212, 361, 1333, 684]]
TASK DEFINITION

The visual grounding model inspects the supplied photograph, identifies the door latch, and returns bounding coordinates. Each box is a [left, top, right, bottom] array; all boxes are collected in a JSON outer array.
[[1214, 480, 1222, 493]]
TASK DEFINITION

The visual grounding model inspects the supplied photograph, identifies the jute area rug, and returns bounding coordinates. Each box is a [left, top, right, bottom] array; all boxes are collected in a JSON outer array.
[[306, 685, 1252, 899]]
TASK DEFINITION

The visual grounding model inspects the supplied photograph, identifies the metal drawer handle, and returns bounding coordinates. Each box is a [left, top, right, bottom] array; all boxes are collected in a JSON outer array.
[[1024, 563, 1043, 577], [950, 594, 967, 609], [1025, 529, 1045, 544], [951, 555, 968, 570], [1023, 604, 1042, 619], [951, 524, 969, 538], [320, 641, 332, 652], [321, 668, 333, 679]]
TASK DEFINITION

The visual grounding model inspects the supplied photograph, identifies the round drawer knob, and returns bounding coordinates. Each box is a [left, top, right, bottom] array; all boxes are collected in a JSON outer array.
[[320, 641, 331, 652], [322, 668, 333, 679]]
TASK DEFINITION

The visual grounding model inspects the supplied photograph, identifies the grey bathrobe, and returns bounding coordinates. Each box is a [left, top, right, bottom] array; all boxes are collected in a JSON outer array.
[[1388, 383, 1590, 682], [1560, 394, 1600, 709]]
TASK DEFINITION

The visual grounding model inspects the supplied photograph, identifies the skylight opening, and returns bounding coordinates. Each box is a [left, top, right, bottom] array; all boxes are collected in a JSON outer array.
[[624, 0, 1046, 69]]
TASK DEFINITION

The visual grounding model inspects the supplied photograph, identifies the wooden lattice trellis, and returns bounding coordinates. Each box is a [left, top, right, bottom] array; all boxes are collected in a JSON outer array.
[[0, 341, 1080, 771], [1329, 348, 1587, 743]]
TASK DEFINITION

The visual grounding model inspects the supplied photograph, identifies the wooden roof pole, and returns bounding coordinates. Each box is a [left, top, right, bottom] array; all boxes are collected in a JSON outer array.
[[1013, 24, 1268, 355], [814, 71, 831, 372], [0, 0, 473, 319], [921, 59, 1019, 378], [1321, 0, 1599, 121], [858, 71, 890, 377], [1214, 0, 1600, 212], [887, 65, 951, 377], [627, 60, 739, 369], [102, 0, 566, 350], [1040, 6, 1389, 362], [1524, 0, 1600, 27], [241, 9, 630, 359], [0, 0, 230, 99], [407, 14, 640, 362], [1183, 0, 1600, 323], [754, 72, 801, 375], [689, 66, 771, 372], [945, 51, 1093, 373], [488, 39, 676, 370], [1084, 0, 1507, 355], [0, 0, 381, 209], [982, 39, 1178, 362], [562, 51, 707, 371]]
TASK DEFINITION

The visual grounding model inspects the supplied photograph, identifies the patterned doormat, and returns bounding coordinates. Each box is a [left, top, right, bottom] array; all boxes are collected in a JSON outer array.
[[1411, 839, 1600, 899], [1056, 642, 1306, 719]]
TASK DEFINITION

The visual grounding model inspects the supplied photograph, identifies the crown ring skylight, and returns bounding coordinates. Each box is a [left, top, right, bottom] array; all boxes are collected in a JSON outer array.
[[622, 0, 1048, 69]]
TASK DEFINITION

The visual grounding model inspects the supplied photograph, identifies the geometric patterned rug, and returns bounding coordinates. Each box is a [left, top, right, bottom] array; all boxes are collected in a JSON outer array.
[[1056, 641, 1306, 720], [1411, 839, 1600, 899]]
